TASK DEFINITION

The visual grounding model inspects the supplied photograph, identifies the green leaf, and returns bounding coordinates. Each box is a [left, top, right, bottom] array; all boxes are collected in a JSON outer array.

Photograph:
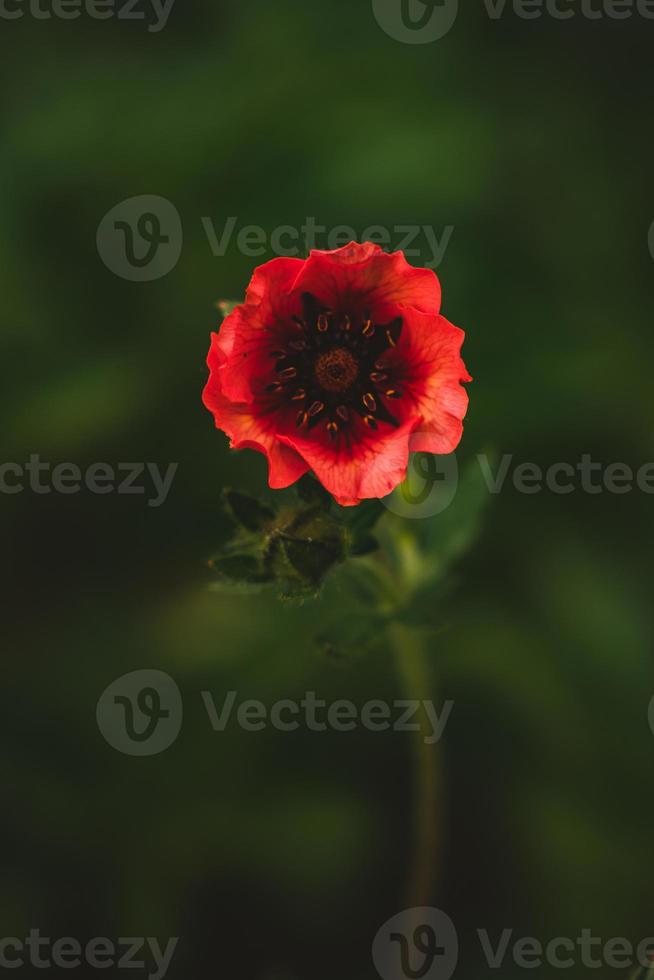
[[326, 554, 393, 609], [316, 611, 384, 660], [370, 454, 491, 610], [349, 533, 379, 557], [296, 473, 333, 510], [264, 512, 347, 598], [282, 537, 341, 585], [222, 488, 275, 532], [424, 455, 490, 567], [344, 498, 385, 535], [211, 554, 258, 580], [342, 498, 385, 556], [209, 553, 272, 585]]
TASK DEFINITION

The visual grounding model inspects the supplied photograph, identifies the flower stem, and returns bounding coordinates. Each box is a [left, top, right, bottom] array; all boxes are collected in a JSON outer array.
[[389, 621, 441, 909], [630, 963, 654, 980]]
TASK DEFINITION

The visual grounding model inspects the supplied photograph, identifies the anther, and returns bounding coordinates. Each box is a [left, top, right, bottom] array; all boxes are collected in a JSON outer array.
[[266, 382, 283, 393], [370, 372, 387, 383], [317, 314, 330, 332], [385, 389, 401, 399], [279, 366, 297, 379], [326, 421, 339, 438], [385, 329, 397, 348], [291, 389, 306, 401], [296, 410, 308, 427], [363, 393, 377, 412], [336, 405, 349, 421], [363, 415, 378, 429], [308, 400, 325, 417], [362, 319, 374, 337], [289, 339, 308, 351]]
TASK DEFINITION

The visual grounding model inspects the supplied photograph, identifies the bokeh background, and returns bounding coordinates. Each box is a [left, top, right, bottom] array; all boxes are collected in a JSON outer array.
[[2, 0, 654, 977]]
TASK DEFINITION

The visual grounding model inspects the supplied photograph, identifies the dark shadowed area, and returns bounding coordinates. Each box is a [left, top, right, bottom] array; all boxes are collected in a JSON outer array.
[[1, 1, 653, 978]]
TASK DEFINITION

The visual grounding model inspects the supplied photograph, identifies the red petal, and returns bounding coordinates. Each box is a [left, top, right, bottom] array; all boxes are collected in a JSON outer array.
[[242, 255, 305, 317], [278, 418, 417, 506], [391, 311, 471, 454], [291, 241, 441, 318], [215, 257, 305, 404], [203, 338, 308, 489]]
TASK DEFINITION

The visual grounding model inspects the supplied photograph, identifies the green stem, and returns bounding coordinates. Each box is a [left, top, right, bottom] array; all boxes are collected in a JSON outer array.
[[630, 962, 654, 980], [389, 621, 441, 909]]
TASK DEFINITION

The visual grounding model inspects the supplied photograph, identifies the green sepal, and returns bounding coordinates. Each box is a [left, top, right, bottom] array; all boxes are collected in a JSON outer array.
[[208, 545, 274, 594], [343, 498, 385, 556], [264, 511, 347, 599], [222, 488, 275, 532], [296, 473, 333, 510], [348, 533, 379, 557], [209, 553, 271, 584]]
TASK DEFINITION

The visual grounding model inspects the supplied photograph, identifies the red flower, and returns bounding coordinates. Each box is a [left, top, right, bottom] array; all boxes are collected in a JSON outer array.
[[202, 242, 471, 506]]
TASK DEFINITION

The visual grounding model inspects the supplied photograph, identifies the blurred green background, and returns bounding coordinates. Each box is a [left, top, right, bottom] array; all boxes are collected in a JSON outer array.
[[2, 0, 654, 977]]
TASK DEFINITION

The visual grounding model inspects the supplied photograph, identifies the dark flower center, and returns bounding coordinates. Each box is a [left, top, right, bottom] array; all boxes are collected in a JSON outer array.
[[265, 292, 404, 439], [314, 348, 359, 393]]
